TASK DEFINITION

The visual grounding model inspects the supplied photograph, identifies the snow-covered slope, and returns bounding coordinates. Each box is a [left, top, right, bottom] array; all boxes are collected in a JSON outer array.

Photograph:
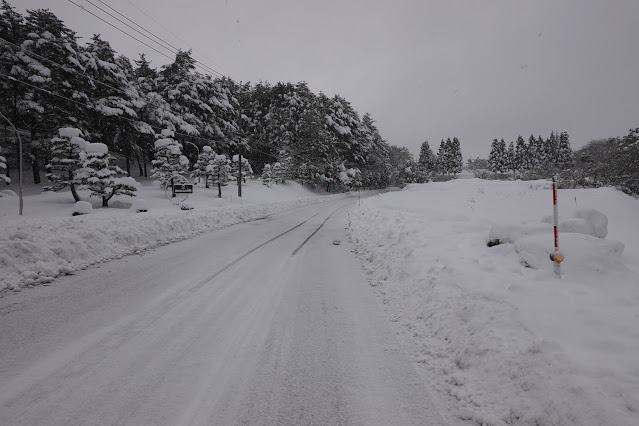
[[349, 179, 639, 426], [0, 180, 345, 293]]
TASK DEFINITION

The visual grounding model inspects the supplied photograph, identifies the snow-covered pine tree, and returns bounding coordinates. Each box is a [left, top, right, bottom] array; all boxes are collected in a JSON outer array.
[[193, 145, 216, 187], [506, 141, 516, 176], [0, 145, 9, 186], [231, 154, 253, 183], [276, 150, 293, 183], [436, 139, 449, 175], [74, 142, 137, 207], [271, 162, 283, 184], [524, 135, 538, 171], [488, 138, 508, 175], [556, 131, 573, 171], [450, 137, 463, 175], [206, 154, 231, 198], [542, 132, 559, 171], [151, 129, 189, 187], [43, 127, 89, 201], [261, 163, 273, 187], [514, 135, 527, 176], [418, 140, 436, 177]]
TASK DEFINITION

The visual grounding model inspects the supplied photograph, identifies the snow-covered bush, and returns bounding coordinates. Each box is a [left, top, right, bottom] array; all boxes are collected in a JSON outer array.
[[193, 146, 216, 187], [151, 130, 189, 188], [231, 154, 253, 183], [72, 200, 93, 216], [75, 143, 138, 207], [132, 198, 148, 213], [206, 154, 231, 198], [43, 127, 88, 201], [261, 163, 273, 187]]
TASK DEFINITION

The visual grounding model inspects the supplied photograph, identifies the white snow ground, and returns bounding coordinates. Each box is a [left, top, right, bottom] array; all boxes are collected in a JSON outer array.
[[0, 179, 349, 293], [0, 197, 446, 425], [348, 179, 639, 426]]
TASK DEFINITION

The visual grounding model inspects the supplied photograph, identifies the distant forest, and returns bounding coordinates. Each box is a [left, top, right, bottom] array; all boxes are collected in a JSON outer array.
[[0, 1, 636, 194]]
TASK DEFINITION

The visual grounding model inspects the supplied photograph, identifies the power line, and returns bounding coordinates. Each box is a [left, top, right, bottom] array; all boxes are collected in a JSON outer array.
[[125, 0, 231, 77], [67, 0, 226, 79], [86, 0, 224, 78]]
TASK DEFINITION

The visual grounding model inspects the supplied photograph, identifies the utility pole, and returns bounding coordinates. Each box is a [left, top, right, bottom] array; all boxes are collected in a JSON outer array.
[[0, 111, 23, 215]]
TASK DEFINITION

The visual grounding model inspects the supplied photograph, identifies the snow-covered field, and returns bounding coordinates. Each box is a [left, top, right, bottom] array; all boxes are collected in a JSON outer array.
[[349, 179, 639, 426], [0, 179, 346, 293]]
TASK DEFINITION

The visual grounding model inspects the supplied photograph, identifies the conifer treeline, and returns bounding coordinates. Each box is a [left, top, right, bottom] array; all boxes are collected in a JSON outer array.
[[0, 1, 396, 191]]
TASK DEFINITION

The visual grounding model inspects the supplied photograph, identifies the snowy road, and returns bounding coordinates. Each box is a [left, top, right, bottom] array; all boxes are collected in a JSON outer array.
[[0, 198, 446, 425]]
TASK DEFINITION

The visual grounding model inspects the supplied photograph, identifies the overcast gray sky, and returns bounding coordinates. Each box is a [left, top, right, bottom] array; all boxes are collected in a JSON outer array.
[[17, 0, 639, 158]]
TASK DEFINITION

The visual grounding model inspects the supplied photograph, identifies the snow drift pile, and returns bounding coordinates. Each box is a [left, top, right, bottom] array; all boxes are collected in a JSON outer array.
[[349, 179, 639, 426], [0, 193, 346, 293]]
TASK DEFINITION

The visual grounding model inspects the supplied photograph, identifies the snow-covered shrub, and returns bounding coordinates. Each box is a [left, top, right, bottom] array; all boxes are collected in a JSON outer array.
[[72, 200, 93, 216], [193, 146, 216, 187], [75, 143, 138, 207], [206, 154, 231, 198], [261, 163, 273, 187], [132, 198, 148, 213], [574, 208, 608, 239], [231, 154, 253, 183], [151, 130, 189, 188], [43, 127, 88, 201]]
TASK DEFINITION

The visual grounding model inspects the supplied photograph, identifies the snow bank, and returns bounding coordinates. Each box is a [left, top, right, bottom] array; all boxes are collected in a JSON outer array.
[[0, 194, 347, 293], [349, 179, 639, 426], [72, 201, 92, 215]]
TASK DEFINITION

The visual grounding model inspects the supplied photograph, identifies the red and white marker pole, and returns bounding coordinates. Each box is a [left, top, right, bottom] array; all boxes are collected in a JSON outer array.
[[550, 176, 563, 278]]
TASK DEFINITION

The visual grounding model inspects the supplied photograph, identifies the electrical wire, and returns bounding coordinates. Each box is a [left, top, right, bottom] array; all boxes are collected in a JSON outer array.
[[67, 0, 226, 79], [86, 0, 224, 78], [125, 0, 231, 77]]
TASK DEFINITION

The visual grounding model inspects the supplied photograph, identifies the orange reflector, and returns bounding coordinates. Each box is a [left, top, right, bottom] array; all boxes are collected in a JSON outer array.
[[553, 253, 564, 263]]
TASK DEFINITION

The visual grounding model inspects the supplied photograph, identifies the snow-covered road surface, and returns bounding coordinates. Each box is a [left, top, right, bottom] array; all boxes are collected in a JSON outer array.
[[0, 198, 448, 425]]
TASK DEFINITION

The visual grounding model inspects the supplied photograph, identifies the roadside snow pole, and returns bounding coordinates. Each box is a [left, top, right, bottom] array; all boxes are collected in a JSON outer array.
[[549, 176, 563, 278]]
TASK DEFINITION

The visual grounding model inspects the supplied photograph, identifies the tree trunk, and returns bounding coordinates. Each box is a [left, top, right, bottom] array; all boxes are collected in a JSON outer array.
[[102, 196, 108, 207], [125, 154, 130, 176], [31, 157, 40, 184], [217, 182, 222, 198], [70, 183, 80, 202], [143, 154, 148, 177], [137, 153, 143, 177]]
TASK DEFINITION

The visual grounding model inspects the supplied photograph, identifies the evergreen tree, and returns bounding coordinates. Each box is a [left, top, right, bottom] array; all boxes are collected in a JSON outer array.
[[418, 140, 436, 177], [261, 163, 273, 187], [192, 146, 216, 187], [43, 127, 88, 201], [506, 141, 516, 175], [450, 137, 463, 175], [436, 139, 449, 175], [542, 131, 559, 169], [514, 135, 527, 175], [231, 154, 253, 183], [271, 162, 283, 184], [488, 138, 507, 174], [556, 131, 573, 171], [74, 143, 137, 207], [151, 130, 189, 187], [526, 134, 540, 170], [206, 154, 231, 198]]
